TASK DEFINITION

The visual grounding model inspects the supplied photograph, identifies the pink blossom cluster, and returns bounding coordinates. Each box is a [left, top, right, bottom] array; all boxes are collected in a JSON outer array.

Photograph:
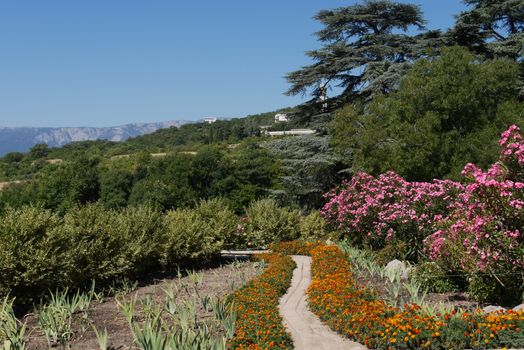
[[425, 126, 523, 272], [323, 125, 523, 273], [499, 124, 524, 164], [321, 171, 464, 254]]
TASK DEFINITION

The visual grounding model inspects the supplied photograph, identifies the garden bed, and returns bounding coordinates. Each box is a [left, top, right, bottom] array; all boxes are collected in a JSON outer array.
[[230, 253, 295, 349], [307, 244, 524, 350], [19, 259, 262, 350]]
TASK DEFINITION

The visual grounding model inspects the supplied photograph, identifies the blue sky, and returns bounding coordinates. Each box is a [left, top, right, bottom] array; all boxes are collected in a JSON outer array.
[[0, 1, 466, 127]]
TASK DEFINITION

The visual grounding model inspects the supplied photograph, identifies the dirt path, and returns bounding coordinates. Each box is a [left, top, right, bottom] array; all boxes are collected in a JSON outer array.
[[279, 255, 367, 350]]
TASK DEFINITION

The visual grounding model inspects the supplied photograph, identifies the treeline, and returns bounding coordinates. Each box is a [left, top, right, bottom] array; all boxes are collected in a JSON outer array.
[[0, 199, 324, 304], [0, 143, 278, 214], [0, 136, 347, 214], [0, 108, 285, 182]]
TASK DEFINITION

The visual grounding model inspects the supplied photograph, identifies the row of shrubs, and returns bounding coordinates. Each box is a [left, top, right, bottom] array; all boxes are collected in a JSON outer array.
[[230, 253, 295, 349], [0, 198, 325, 303], [307, 244, 524, 350]]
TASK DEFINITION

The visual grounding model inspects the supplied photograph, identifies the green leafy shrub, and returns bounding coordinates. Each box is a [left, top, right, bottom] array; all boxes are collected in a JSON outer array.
[[110, 205, 166, 277], [374, 240, 408, 265], [467, 273, 522, 305], [51, 203, 165, 287], [299, 210, 326, 240], [194, 198, 238, 249], [244, 199, 300, 248], [411, 262, 456, 293], [0, 206, 63, 298], [161, 199, 236, 268]]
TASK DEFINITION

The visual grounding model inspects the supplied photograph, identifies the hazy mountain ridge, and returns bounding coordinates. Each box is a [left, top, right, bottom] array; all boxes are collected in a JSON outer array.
[[0, 120, 190, 155]]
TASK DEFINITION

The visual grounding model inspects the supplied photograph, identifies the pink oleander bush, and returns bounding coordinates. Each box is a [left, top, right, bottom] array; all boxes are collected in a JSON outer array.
[[322, 125, 524, 303], [424, 125, 524, 303], [321, 171, 464, 260]]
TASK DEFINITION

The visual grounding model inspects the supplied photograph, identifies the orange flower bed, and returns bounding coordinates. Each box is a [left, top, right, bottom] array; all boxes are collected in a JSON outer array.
[[307, 245, 524, 349], [270, 241, 323, 256], [230, 253, 294, 349]]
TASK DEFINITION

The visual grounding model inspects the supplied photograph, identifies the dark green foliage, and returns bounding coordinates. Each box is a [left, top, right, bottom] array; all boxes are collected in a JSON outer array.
[[286, 0, 441, 102], [29, 143, 50, 160], [0, 143, 280, 213], [2, 152, 24, 164], [264, 136, 345, 209], [449, 0, 524, 60], [226, 142, 279, 211], [34, 157, 101, 212], [188, 147, 234, 199], [330, 46, 524, 180], [99, 166, 134, 209], [411, 262, 456, 293], [374, 241, 408, 265], [468, 273, 523, 305]]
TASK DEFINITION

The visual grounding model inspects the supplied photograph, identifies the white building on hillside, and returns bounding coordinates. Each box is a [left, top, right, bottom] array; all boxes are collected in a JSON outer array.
[[267, 129, 316, 136], [202, 117, 217, 124], [274, 113, 288, 122]]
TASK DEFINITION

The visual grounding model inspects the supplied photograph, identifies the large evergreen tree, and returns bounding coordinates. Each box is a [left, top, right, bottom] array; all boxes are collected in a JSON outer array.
[[450, 0, 524, 60], [286, 0, 441, 103], [264, 136, 345, 210]]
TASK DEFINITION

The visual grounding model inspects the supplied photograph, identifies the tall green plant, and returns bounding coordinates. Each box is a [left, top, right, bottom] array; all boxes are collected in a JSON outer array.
[[0, 297, 26, 350], [244, 199, 300, 247], [161, 199, 236, 268]]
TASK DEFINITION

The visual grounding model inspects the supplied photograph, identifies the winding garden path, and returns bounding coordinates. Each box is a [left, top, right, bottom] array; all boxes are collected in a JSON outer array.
[[279, 255, 367, 350]]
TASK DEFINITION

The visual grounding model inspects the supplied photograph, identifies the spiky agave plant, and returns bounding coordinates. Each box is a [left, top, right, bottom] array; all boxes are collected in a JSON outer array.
[[0, 296, 27, 350]]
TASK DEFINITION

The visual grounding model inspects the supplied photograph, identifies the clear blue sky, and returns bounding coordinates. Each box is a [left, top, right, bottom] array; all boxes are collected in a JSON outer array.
[[0, 1, 466, 127]]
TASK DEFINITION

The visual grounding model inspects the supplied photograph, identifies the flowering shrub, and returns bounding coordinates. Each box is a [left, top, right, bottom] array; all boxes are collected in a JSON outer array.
[[321, 171, 464, 260], [307, 245, 524, 349], [230, 253, 294, 349], [424, 125, 524, 302], [322, 125, 524, 302]]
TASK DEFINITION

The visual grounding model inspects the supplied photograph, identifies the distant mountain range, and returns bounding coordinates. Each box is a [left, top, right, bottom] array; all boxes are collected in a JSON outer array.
[[0, 120, 191, 155]]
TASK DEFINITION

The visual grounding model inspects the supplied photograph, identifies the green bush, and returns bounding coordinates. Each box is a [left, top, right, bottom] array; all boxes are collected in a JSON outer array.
[[161, 199, 236, 268], [299, 210, 326, 240], [467, 274, 498, 304], [411, 262, 456, 293], [374, 240, 408, 265], [468, 273, 523, 305], [244, 199, 300, 248], [194, 198, 238, 249], [0, 206, 63, 298], [53, 203, 165, 286], [0, 201, 241, 303], [110, 205, 166, 276]]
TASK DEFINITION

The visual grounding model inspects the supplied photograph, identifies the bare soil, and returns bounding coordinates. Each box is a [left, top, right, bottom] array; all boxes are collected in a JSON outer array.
[[23, 259, 261, 350]]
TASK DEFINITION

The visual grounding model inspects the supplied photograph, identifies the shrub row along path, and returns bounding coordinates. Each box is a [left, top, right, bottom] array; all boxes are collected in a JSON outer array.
[[279, 255, 367, 350]]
